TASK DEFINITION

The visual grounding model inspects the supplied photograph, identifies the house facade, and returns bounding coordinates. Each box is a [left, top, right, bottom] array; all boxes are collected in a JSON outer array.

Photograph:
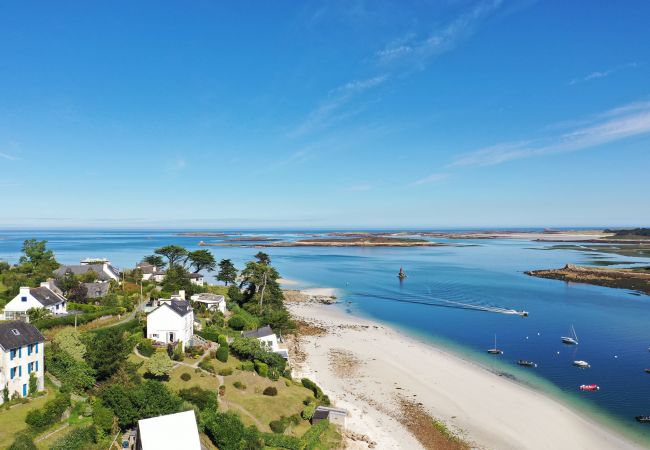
[[3, 280, 67, 321], [242, 325, 288, 359], [146, 300, 194, 350], [0, 321, 45, 403], [188, 273, 204, 286]]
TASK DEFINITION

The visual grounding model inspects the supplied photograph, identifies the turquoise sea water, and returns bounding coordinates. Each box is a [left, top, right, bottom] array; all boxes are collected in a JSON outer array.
[[1, 229, 649, 444]]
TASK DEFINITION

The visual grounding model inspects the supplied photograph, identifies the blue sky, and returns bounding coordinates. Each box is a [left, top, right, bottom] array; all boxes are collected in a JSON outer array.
[[1, 1, 649, 228]]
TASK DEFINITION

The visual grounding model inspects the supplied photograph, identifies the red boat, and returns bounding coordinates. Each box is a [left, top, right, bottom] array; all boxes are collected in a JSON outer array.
[[579, 384, 600, 391]]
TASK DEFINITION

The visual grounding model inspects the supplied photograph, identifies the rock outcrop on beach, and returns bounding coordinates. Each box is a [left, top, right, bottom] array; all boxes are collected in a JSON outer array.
[[526, 264, 650, 295]]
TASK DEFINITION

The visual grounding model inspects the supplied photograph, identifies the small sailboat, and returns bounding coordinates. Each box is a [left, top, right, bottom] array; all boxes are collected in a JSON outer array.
[[573, 360, 591, 368], [561, 325, 579, 345], [487, 334, 503, 355], [398, 267, 407, 280], [644, 369, 650, 374], [517, 360, 537, 368], [636, 416, 650, 423], [579, 384, 600, 391]]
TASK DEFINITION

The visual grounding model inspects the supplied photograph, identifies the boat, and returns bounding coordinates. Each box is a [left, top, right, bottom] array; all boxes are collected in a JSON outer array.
[[561, 324, 579, 345], [579, 384, 600, 391], [518, 310, 529, 317], [645, 369, 650, 374], [573, 360, 591, 368], [487, 334, 503, 355], [635, 416, 650, 423], [398, 267, 407, 280], [517, 360, 537, 367]]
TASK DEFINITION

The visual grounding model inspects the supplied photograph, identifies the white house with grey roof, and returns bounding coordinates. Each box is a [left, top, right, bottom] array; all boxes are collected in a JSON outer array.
[[242, 325, 289, 359], [54, 259, 120, 282], [146, 300, 194, 350], [189, 292, 226, 313], [0, 321, 45, 403], [3, 280, 67, 321]]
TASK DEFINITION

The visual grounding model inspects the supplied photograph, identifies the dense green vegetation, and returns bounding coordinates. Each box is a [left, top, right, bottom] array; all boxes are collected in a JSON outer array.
[[605, 227, 650, 238]]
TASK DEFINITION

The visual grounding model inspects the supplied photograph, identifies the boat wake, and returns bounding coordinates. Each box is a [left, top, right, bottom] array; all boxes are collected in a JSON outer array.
[[353, 291, 527, 316]]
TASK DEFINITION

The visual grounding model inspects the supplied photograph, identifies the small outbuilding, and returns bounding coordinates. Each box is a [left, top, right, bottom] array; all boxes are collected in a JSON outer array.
[[310, 405, 348, 426], [136, 410, 201, 450]]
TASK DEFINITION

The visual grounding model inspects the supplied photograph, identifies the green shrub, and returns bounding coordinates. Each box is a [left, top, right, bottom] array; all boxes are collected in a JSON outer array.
[[228, 315, 246, 330], [233, 381, 246, 390], [301, 404, 316, 420], [202, 410, 260, 450], [301, 378, 328, 403], [260, 433, 302, 450], [269, 419, 287, 434], [217, 334, 228, 346], [301, 419, 329, 448], [254, 360, 268, 377], [216, 344, 229, 363], [33, 308, 123, 330], [178, 386, 218, 411], [137, 340, 155, 357], [8, 433, 37, 450], [92, 400, 114, 433], [25, 393, 71, 430], [289, 414, 301, 425], [218, 367, 233, 376], [50, 425, 98, 450], [180, 372, 192, 381], [230, 337, 286, 373], [263, 386, 277, 396], [240, 361, 255, 372], [198, 359, 215, 373]]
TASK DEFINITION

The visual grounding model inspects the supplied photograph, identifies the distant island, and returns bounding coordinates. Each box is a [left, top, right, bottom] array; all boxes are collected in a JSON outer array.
[[206, 236, 445, 247], [526, 264, 650, 296]]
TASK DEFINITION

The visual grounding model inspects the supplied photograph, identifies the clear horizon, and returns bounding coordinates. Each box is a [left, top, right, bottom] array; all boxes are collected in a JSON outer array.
[[1, 1, 649, 228]]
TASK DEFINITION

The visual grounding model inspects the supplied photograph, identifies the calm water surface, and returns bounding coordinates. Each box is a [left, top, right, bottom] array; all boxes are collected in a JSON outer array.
[[1, 229, 649, 443]]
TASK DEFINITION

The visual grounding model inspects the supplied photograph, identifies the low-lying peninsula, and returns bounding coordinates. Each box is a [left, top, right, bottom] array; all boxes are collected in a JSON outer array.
[[237, 236, 443, 247], [526, 264, 650, 296]]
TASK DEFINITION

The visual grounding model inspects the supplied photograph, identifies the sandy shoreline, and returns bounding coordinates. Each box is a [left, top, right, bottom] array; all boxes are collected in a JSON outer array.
[[287, 300, 643, 450]]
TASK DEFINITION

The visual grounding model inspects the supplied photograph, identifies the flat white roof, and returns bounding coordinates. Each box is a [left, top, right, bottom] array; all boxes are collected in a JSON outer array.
[[137, 410, 201, 450]]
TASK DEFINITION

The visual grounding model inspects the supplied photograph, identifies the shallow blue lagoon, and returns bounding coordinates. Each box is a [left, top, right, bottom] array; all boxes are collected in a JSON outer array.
[[1, 229, 649, 442]]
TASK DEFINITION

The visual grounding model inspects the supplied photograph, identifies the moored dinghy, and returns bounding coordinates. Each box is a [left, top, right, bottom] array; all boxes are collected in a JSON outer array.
[[636, 416, 650, 423], [580, 384, 600, 391], [573, 360, 591, 368], [517, 360, 537, 367]]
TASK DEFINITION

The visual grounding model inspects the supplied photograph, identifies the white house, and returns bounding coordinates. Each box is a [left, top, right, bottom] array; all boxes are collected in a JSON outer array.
[[136, 410, 201, 450], [189, 293, 226, 314], [136, 262, 157, 281], [188, 273, 205, 286], [3, 280, 67, 321], [54, 259, 120, 282], [242, 325, 289, 359], [146, 300, 194, 350], [0, 321, 45, 403]]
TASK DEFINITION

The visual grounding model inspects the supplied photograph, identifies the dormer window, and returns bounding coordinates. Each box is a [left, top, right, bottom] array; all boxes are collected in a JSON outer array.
[[11, 329, 20, 336], [21, 296, 27, 302]]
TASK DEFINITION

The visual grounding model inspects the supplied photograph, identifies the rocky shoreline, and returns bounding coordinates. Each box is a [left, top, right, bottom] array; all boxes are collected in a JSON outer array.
[[525, 264, 650, 296]]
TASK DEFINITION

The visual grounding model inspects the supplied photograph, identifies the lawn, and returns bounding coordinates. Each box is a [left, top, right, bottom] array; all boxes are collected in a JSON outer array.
[[166, 364, 220, 392], [0, 391, 52, 449], [223, 370, 314, 434]]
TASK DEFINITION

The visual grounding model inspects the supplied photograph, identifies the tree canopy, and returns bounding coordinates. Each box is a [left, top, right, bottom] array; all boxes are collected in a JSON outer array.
[[187, 249, 216, 273], [217, 259, 238, 286], [143, 255, 166, 269], [154, 245, 188, 268]]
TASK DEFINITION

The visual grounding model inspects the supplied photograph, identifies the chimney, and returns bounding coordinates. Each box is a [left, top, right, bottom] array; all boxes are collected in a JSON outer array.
[[178, 290, 186, 300], [19, 286, 30, 296]]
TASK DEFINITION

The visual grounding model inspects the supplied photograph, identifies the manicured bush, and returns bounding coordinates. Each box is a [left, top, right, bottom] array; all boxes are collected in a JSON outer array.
[[218, 367, 233, 376], [202, 410, 260, 450], [269, 419, 287, 434], [301, 419, 329, 448], [254, 360, 268, 377], [217, 334, 228, 346], [233, 381, 246, 390], [8, 433, 37, 450], [263, 386, 278, 396], [197, 327, 220, 343], [261, 433, 302, 450], [180, 372, 192, 381], [216, 344, 229, 363], [289, 414, 301, 425], [301, 378, 328, 404]]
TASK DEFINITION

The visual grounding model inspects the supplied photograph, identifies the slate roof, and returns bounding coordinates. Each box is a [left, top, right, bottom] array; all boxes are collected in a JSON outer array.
[[163, 300, 192, 317], [0, 321, 45, 350], [30, 286, 66, 306], [242, 325, 275, 339], [137, 263, 156, 274], [312, 409, 330, 421], [188, 273, 203, 279], [54, 263, 120, 281], [83, 282, 110, 299]]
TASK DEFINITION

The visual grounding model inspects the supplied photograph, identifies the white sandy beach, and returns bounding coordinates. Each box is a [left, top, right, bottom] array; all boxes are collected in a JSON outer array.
[[287, 300, 643, 450]]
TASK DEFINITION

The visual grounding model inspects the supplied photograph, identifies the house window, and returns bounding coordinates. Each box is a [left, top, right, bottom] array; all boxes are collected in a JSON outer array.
[[27, 345, 32, 356], [10, 349, 16, 360], [35, 361, 39, 371], [35, 343, 39, 354], [10, 367, 16, 378], [11, 329, 20, 336], [152, 333, 159, 338], [28, 362, 34, 373], [21, 296, 27, 302], [56, 304, 59, 310], [19, 366, 22, 377], [18, 347, 22, 358], [22, 384, 26, 397]]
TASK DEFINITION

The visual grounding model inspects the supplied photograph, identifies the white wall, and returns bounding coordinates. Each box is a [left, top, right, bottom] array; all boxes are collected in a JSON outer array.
[[0, 342, 45, 403], [3, 287, 66, 320], [146, 306, 193, 350]]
